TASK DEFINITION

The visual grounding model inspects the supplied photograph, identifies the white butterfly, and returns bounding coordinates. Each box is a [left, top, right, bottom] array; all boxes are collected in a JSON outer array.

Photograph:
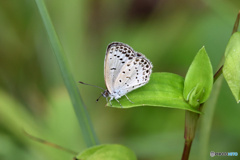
[[79, 42, 153, 107]]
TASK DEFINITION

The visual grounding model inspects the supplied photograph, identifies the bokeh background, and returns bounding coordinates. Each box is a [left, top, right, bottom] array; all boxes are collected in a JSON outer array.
[[0, 0, 240, 160]]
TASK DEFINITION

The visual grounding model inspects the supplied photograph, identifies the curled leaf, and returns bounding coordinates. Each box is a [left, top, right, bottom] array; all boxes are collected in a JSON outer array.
[[183, 47, 213, 108]]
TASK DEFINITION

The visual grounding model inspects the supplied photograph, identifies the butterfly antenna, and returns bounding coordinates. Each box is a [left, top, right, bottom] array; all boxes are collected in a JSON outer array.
[[96, 94, 103, 102], [78, 81, 105, 90], [23, 130, 78, 155]]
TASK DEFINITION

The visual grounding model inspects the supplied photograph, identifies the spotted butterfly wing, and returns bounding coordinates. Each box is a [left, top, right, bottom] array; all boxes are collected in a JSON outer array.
[[104, 42, 153, 101]]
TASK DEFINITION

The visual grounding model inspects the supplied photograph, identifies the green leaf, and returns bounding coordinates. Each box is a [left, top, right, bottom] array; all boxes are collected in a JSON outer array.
[[223, 32, 240, 103], [35, 0, 98, 147], [75, 144, 137, 160], [183, 47, 213, 108], [108, 72, 200, 113]]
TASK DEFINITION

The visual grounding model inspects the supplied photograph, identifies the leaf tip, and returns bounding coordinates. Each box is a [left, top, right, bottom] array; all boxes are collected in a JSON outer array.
[[200, 46, 206, 51]]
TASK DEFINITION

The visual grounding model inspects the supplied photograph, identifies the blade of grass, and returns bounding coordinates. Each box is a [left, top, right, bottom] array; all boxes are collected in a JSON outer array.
[[35, 0, 98, 147], [198, 75, 223, 159]]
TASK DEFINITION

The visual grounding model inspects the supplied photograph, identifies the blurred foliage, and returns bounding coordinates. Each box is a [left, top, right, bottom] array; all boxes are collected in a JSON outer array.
[[0, 0, 240, 160]]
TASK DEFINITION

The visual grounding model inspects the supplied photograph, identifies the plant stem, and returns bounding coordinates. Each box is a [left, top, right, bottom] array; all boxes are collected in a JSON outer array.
[[182, 110, 199, 160], [182, 140, 192, 160], [24, 130, 78, 155], [213, 65, 223, 82], [213, 11, 240, 83], [232, 10, 240, 35]]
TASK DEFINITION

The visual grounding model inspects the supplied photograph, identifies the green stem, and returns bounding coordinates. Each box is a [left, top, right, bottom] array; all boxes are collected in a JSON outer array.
[[35, 0, 98, 147]]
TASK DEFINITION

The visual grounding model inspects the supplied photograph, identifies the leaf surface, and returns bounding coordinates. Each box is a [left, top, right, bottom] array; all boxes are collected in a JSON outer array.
[[109, 72, 200, 113], [223, 32, 240, 103], [75, 144, 137, 160]]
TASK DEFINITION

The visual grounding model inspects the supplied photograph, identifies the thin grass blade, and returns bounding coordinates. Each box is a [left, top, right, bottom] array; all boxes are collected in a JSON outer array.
[[35, 0, 98, 147]]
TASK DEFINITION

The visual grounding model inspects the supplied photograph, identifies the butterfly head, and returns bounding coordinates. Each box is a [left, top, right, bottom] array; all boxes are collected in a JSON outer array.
[[96, 89, 110, 102], [102, 89, 110, 98]]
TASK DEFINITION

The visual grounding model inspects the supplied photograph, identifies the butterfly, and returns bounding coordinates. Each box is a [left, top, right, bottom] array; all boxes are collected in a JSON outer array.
[[79, 42, 153, 107]]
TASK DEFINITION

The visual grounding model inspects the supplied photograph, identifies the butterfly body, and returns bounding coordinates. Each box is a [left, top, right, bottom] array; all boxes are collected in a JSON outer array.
[[103, 42, 153, 106]]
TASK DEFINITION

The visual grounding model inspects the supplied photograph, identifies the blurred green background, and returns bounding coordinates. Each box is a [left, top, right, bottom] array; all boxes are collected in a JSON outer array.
[[0, 0, 240, 160]]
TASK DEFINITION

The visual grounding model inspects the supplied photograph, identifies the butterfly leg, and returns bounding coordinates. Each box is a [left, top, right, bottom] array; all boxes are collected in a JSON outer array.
[[109, 99, 112, 107], [125, 95, 134, 103], [115, 98, 123, 108], [106, 97, 113, 107]]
